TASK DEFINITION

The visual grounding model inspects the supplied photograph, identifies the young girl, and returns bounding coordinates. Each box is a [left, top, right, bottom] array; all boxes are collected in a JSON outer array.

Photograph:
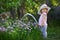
[[38, 4, 51, 38]]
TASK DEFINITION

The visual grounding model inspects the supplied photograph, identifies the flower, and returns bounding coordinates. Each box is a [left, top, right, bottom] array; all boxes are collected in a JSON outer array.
[[7, 26, 14, 30], [0, 26, 6, 31]]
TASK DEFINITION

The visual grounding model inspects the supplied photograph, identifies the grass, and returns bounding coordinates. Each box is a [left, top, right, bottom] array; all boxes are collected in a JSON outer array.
[[47, 27, 60, 40], [0, 20, 60, 40], [0, 26, 60, 40]]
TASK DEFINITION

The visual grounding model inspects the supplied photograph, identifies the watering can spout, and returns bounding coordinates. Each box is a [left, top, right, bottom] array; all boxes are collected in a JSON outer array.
[[21, 13, 38, 24]]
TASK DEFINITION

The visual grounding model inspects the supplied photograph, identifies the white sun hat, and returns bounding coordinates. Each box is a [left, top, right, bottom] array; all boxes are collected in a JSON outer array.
[[38, 4, 51, 15]]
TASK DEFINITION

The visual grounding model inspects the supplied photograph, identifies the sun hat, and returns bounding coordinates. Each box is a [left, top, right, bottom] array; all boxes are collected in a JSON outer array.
[[38, 4, 51, 15]]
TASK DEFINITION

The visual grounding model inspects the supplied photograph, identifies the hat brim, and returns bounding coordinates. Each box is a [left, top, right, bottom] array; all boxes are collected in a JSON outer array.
[[38, 4, 51, 15]]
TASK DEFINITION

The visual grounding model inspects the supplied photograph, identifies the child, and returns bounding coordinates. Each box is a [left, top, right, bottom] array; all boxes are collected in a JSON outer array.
[[38, 4, 51, 38]]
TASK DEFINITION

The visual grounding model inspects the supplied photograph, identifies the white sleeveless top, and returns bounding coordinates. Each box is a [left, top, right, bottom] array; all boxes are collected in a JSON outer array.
[[38, 12, 47, 26]]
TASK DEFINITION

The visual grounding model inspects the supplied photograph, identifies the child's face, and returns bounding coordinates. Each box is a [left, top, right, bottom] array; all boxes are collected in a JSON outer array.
[[41, 8, 48, 13]]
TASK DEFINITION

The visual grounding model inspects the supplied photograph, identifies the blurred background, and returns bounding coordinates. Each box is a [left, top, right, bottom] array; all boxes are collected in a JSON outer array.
[[0, 0, 60, 40]]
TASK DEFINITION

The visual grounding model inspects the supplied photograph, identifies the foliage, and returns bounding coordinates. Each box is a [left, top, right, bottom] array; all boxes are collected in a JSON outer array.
[[51, 0, 58, 6], [0, 0, 21, 13], [0, 19, 60, 40], [0, 0, 60, 14], [0, 0, 60, 40]]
